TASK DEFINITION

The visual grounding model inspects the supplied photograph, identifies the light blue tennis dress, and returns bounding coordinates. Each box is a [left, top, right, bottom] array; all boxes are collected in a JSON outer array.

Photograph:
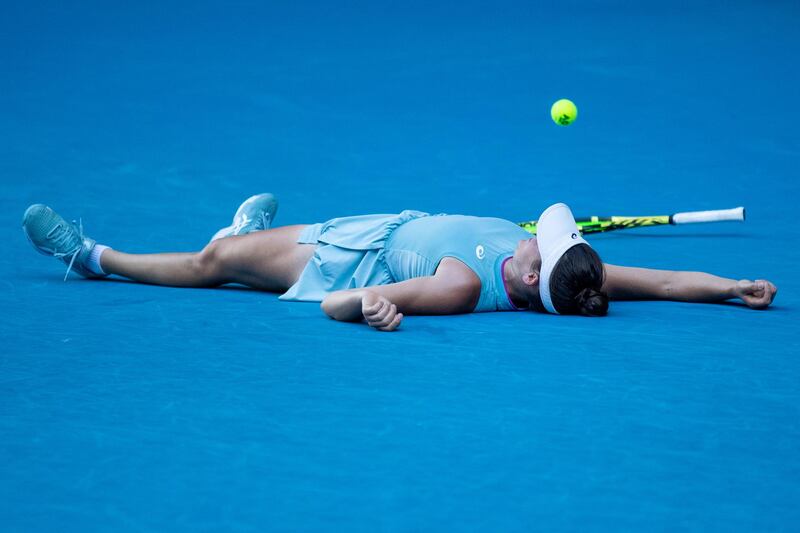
[[279, 211, 532, 312]]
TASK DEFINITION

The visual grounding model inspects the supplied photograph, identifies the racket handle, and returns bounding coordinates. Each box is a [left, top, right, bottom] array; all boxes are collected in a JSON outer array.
[[671, 207, 745, 225]]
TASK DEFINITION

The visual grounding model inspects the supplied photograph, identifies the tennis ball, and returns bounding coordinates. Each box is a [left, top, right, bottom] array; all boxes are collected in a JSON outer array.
[[551, 99, 578, 126]]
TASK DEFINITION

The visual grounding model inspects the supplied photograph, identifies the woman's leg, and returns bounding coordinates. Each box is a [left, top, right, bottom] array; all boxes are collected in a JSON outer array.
[[100, 225, 316, 291]]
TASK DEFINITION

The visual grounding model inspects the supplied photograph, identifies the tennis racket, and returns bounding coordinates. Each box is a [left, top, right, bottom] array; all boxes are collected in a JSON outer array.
[[518, 207, 746, 235]]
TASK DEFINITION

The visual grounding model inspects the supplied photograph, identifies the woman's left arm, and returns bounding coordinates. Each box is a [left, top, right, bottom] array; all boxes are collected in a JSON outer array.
[[320, 258, 482, 331], [603, 264, 778, 309]]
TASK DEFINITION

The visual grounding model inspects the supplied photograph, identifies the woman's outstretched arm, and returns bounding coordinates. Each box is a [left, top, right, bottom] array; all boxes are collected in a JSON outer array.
[[602, 264, 778, 309]]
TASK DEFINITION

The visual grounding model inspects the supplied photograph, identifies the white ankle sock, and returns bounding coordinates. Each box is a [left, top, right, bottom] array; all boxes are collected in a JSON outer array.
[[210, 225, 233, 243], [87, 245, 110, 275]]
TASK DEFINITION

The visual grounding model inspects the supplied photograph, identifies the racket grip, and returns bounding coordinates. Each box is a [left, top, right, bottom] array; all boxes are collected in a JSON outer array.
[[671, 207, 745, 225]]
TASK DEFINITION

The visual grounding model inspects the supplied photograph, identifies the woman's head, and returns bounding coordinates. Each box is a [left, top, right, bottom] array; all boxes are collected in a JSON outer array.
[[510, 239, 608, 316], [511, 203, 609, 316], [543, 243, 608, 316]]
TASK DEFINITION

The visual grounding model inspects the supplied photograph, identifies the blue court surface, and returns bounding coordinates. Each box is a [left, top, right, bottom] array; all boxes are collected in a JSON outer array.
[[2, 1, 799, 531]]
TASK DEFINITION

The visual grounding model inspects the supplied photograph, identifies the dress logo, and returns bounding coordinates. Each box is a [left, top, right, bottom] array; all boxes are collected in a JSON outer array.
[[571, 233, 578, 239], [475, 245, 485, 260]]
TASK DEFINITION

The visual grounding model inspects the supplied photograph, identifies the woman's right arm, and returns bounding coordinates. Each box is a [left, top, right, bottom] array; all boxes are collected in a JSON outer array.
[[603, 264, 778, 309]]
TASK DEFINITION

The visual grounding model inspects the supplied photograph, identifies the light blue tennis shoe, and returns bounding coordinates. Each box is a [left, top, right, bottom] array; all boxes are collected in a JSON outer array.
[[22, 204, 106, 280], [210, 193, 279, 242]]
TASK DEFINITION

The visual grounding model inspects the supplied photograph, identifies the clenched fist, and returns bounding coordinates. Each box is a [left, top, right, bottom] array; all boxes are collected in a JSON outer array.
[[361, 291, 403, 331], [734, 279, 777, 309]]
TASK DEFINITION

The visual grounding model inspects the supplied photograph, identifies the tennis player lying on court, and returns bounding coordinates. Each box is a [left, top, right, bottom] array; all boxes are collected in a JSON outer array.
[[22, 194, 777, 331]]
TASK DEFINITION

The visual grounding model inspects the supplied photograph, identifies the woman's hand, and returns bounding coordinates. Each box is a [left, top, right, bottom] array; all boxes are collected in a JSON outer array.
[[361, 290, 403, 331], [733, 279, 778, 309]]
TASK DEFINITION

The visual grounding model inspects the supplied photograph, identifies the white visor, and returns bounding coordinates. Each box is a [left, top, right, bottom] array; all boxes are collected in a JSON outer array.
[[537, 203, 590, 314]]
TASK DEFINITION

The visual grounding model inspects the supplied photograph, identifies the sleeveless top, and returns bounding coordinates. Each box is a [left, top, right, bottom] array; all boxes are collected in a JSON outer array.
[[384, 215, 531, 312], [279, 211, 531, 313]]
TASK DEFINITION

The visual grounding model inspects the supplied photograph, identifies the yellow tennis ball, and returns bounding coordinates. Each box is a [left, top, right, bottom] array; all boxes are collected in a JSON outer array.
[[551, 99, 578, 126]]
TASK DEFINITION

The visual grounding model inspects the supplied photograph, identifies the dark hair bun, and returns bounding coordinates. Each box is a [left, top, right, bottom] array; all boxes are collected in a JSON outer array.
[[549, 244, 609, 316], [574, 287, 609, 317]]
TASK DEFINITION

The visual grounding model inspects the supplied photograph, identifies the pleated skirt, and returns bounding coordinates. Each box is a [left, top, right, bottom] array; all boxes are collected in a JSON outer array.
[[279, 210, 430, 302]]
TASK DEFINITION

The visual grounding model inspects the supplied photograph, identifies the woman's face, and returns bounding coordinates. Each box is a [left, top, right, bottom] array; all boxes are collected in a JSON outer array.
[[512, 237, 544, 306], [514, 236, 542, 273]]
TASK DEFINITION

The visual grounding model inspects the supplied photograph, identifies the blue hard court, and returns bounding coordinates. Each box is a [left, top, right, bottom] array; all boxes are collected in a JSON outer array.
[[1, 2, 799, 531]]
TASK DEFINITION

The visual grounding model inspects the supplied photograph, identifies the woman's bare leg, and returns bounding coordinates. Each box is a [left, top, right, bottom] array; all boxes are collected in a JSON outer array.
[[100, 225, 316, 291]]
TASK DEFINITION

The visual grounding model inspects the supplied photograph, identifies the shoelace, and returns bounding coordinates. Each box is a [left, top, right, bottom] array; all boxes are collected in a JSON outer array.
[[47, 218, 85, 281], [231, 214, 250, 234], [231, 212, 271, 235], [258, 211, 270, 231]]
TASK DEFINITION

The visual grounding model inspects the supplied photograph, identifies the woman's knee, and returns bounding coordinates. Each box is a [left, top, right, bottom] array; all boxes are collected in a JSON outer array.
[[195, 239, 232, 285]]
